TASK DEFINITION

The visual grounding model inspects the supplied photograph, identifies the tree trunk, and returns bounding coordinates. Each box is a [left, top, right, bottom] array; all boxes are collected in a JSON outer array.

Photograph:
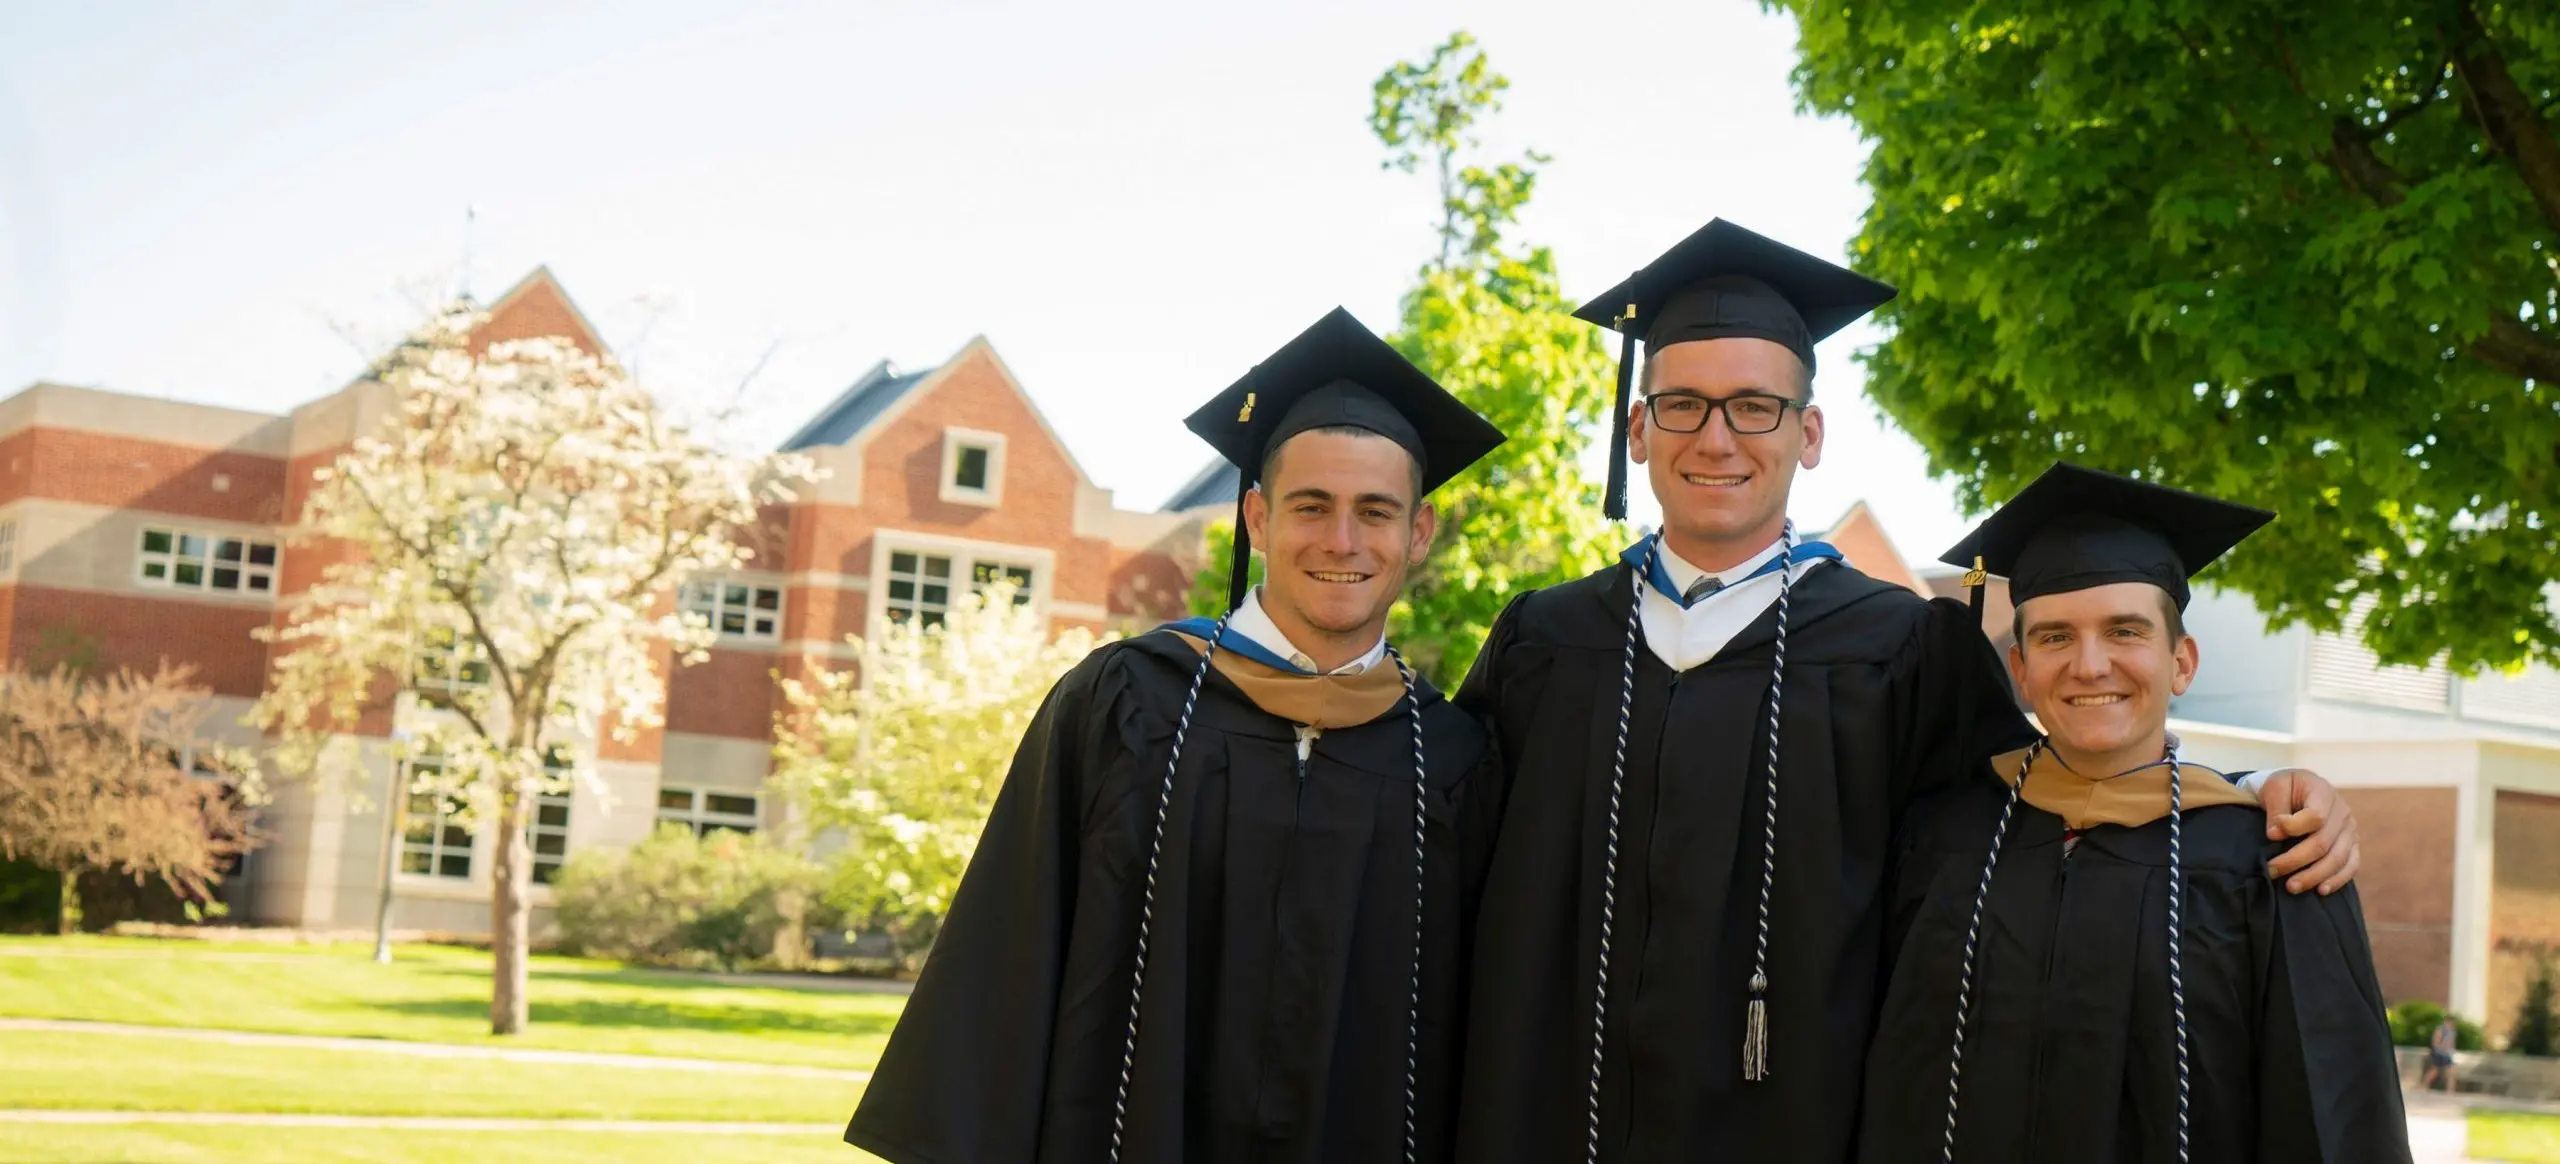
[[57, 867, 80, 936], [488, 771, 533, 1035]]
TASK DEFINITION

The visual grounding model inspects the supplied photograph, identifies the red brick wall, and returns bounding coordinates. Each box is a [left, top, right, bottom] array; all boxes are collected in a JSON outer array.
[[471, 276, 599, 356], [0, 428, 287, 524], [2348, 787, 2458, 1007], [6, 584, 270, 697], [665, 649, 780, 741], [844, 347, 1113, 607], [2491, 791, 2560, 1037]]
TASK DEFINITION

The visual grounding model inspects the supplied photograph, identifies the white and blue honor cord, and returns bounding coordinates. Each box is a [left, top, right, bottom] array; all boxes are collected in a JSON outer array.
[[1938, 741, 2192, 1163], [1109, 619, 1431, 1164], [1586, 522, 1813, 1164]]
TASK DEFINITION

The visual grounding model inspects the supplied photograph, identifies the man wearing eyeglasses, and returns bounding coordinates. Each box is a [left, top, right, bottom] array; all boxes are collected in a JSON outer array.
[[1447, 220, 2362, 1163]]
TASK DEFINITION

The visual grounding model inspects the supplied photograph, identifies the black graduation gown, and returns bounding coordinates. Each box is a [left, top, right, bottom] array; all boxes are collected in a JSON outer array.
[[1860, 787, 2412, 1164], [845, 630, 1498, 1164], [1451, 562, 2032, 1163]]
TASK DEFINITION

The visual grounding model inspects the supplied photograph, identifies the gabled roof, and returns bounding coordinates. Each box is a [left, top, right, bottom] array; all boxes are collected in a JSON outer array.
[[1162, 457, 1240, 513], [778, 360, 934, 451]]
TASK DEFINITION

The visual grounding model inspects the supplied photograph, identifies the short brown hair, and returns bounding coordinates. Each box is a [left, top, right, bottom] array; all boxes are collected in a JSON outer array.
[[2010, 588, 2186, 647]]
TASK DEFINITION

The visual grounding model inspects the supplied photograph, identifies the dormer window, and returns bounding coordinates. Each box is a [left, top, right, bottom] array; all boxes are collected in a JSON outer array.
[[940, 428, 1006, 506]]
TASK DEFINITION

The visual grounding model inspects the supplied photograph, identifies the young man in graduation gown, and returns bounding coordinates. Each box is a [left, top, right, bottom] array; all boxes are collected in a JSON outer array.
[[1448, 220, 2364, 1164], [845, 307, 1505, 1164], [1859, 464, 2409, 1163]]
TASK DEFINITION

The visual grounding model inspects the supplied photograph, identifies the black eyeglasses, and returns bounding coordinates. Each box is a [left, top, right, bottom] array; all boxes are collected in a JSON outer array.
[[1642, 392, 1803, 436]]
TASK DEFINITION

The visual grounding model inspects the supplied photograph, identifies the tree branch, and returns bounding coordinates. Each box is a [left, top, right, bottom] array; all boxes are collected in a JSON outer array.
[[2368, 58, 2455, 136], [2465, 317, 2560, 383], [2446, 0, 2560, 235]]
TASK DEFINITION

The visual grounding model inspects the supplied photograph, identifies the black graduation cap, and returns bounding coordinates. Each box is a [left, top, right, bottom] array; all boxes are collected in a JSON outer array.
[[1184, 307, 1505, 612], [1574, 219, 1897, 520], [1938, 462, 2274, 613]]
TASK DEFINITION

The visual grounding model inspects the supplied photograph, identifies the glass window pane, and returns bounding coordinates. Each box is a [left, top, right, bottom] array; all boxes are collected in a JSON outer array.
[[536, 803, 569, 828], [215, 539, 245, 562], [752, 588, 780, 611], [923, 556, 951, 578], [922, 584, 947, 606], [751, 614, 777, 636], [440, 854, 470, 878], [532, 863, 559, 885], [955, 446, 989, 490], [441, 824, 471, 847], [173, 562, 204, 586], [533, 833, 566, 856], [400, 851, 431, 875], [1006, 567, 1033, 587], [706, 794, 757, 817], [247, 573, 273, 592], [888, 579, 914, 601], [177, 534, 207, 557], [142, 561, 168, 581], [921, 611, 946, 629], [720, 609, 746, 633], [890, 552, 916, 573], [249, 543, 278, 566], [143, 530, 173, 553], [658, 788, 694, 811], [723, 584, 748, 608], [211, 568, 241, 590]]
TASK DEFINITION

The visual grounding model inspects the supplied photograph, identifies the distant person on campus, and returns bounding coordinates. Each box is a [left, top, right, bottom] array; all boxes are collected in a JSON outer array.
[[2424, 1015, 2460, 1092], [1858, 463, 2410, 1163]]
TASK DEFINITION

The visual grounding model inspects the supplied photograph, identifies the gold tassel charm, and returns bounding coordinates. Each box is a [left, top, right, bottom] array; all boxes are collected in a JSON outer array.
[[1743, 973, 1770, 1082]]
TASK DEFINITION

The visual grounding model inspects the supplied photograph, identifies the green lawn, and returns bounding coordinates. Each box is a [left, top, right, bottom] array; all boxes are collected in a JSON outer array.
[[0, 936, 903, 1069], [0, 1029, 864, 1122], [0, 1124, 876, 1164], [2474, 1110, 2560, 1163]]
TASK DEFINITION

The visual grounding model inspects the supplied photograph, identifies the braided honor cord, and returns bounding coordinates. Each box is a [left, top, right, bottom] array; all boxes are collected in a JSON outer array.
[[2165, 745, 2192, 1164], [1388, 646, 1427, 1164], [1742, 519, 1802, 1082], [1585, 544, 1650, 1164], [1586, 524, 1806, 1164], [1938, 741, 2044, 1162], [1107, 617, 1228, 1164]]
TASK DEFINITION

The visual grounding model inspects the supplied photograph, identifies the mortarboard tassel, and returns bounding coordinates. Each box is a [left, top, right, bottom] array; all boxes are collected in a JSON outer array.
[[1226, 472, 1253, 613], [1603, 310, 1638, 522], [1963, 555, 1987, 614], [1744, 974, 1770, 1081]]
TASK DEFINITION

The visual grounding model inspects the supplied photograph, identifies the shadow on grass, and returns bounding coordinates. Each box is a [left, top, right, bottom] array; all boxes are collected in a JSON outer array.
[[358, 996, 900, 1038]]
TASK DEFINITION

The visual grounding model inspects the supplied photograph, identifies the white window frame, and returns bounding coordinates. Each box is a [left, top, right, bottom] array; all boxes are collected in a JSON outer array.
[[656, 787, 760, 837], [868, 533, 1054, 637], [136, 526, 280, 595], [529, 789, 573, 883], [399, 757, 474, 882], [681, 578, 784, 642], [938, 427, 1006, 507], [410, 626, 491, 708], [882, 548, 959, 629], [0, 518, 16, 575]]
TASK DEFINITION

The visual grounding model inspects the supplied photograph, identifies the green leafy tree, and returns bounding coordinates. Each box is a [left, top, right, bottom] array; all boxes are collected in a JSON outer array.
[[773, 583, 1104, 960], [1769, 0, 2560, 671], [1194, 32, 1623, 685]]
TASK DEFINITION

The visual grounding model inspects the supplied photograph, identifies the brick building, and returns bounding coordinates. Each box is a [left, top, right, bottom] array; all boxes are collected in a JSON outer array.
[[3, 269, 1203, 934]]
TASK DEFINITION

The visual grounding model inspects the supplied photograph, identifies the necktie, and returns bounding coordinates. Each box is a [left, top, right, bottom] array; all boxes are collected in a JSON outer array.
[[1682, 575, 1723, 604]]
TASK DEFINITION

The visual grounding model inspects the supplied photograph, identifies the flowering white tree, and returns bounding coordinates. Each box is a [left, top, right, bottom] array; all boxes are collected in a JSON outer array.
[[772, 583, 1102, 960], [252, 308, 810, 1035]]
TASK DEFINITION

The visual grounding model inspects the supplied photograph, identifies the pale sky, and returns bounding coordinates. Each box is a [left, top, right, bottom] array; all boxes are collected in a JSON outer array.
[[0, 0, 1975, 564]]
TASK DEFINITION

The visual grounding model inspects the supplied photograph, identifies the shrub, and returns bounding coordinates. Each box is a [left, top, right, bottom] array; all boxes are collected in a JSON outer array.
[[2389, 1000, 2485, 1052], [2515, 958, 2560, 1058], [551, 823, 823, 971]]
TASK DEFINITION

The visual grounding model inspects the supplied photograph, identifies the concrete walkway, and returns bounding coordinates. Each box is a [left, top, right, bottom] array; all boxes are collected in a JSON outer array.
[[0, 1110, 840, 1134], [0, 1018, 870, 1081]]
